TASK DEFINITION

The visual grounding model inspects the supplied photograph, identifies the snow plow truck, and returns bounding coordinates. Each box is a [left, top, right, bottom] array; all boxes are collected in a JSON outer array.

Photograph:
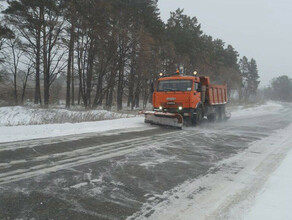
[[143, 71, 230, 128]]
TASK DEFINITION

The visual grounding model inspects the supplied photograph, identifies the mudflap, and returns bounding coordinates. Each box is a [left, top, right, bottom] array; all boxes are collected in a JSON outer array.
[[143, 111, 183, 129], [224, 112, 231, 120]]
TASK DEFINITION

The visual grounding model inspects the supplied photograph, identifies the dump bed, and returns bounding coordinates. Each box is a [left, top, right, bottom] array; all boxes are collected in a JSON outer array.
[[207, 84, 227, 105]]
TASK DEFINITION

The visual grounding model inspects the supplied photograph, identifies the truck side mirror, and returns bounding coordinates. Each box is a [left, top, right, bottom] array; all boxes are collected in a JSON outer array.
[[151, 83, 154, 93]]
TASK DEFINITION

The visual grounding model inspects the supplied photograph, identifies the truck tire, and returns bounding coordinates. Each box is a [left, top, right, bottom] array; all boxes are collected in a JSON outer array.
[[217, 105, 226, 122], [208, 109, 219, 122], [222, 105, 227, 121], [207, 114, 215, 122], [218, 106, 223, 121], [214, 110, 219, 122], [193, 107, 203, 125]]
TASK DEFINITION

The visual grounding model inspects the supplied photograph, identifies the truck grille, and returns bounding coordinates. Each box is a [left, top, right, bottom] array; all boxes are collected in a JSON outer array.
[[161, 102, 183, 108]]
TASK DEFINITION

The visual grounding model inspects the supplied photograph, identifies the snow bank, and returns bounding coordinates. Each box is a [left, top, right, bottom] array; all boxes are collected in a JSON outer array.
[[244, 149, 292, 220], [0, 117, 146, 143], [0, 101, 284, 144], [0, 106, 134, 126], [231, 101, 283, 119], [0, 101, 281, 127]]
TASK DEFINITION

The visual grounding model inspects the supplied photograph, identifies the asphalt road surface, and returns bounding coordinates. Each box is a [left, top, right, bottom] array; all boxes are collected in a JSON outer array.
[[0, 103, 292, 220]]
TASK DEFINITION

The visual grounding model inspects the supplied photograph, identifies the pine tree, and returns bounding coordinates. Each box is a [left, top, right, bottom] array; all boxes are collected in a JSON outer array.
[[0, 25, 14, 62], [271, 75, 292, 102], [239, 56, 249, 101], [166, 9, 202, 73], [239, 57, 260, 101], [247, 58, 260, 96]]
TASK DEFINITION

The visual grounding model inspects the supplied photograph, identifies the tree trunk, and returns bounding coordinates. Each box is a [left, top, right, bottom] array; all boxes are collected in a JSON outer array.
[[66, 20, 75, 108], [127, 44, 136, 108], [132, 71, 142, 109], [66, 24, 75, 108], [127, 65, 135, 108], [21, 74, 29, 105], [117, 64, 124, 111], [133, 83, 140, 109], [143, 81, 150, 109], [71, 46, 75, 106], [13, 73, 18, 105], [41, 6, 49, 108], [34, 12, 42, 105], [85, 40, 94, 108], [10, 42, 18, 105], [105, 70, 116, 110], [78, 71, 82, 105], [92, 70, 104, 108], [77, 36, 84, 106], [66, 49, 71, 108]]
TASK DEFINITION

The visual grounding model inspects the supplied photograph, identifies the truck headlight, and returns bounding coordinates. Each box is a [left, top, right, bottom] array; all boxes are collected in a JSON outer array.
[[178, 106, 183, 110], [159, 106, 163, 110]]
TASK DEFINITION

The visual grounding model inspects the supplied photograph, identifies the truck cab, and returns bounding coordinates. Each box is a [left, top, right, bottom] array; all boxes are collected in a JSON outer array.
[[153, 75, 205, 115]]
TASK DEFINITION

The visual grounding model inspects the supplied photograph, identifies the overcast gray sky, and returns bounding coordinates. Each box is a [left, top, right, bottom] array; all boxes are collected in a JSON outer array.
[[158, 0, 292, 86]]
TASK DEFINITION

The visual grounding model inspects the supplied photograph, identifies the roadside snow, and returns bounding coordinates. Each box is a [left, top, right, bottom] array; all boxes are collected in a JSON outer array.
[[0, 117, 146, 143], [231, 101, 283, 119], [244, 149, 292, 220], [0, 102, 281, 127], [0, 106, 134, 126], [0, 101, 284, 144]]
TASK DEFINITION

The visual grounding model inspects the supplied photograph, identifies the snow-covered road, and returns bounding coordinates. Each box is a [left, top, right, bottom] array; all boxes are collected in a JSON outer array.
[[244, 148, 292, 220], [137, 120, 292, 220], [0, 102, 291, 220]]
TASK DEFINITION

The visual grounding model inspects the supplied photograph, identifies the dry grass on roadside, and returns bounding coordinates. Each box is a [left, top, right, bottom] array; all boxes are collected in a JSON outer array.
[[0, 106, 136, 126]]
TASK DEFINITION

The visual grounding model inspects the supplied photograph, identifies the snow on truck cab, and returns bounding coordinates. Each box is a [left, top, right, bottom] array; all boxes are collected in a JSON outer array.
[[143, 70, 230, 128]]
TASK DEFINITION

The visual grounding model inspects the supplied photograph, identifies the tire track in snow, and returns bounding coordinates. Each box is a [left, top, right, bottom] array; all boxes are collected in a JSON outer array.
[[127, 124, 292, 220], [0, 130, 181, 170], [0, 126, 155, 153], [0, 130, 201, 185]]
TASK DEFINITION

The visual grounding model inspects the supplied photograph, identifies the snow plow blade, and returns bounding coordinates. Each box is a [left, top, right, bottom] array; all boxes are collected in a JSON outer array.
[[142, 111, 183, 129]]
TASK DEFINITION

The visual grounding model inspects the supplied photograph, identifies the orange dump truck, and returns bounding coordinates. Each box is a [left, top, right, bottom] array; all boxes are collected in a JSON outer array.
[[144, 72, 230, 128]]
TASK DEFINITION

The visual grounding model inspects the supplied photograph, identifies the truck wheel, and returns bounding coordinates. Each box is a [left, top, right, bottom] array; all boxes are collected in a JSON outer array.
[[208, 110, 219, 123], [214, 110, 219, 122], [218, 106, 223, 122], [217, 105, 226, 122], [207, 114, 215, 122], [221, 105, 227, 121], [193, 107, 203, 125], [184, 116, 192, 126]]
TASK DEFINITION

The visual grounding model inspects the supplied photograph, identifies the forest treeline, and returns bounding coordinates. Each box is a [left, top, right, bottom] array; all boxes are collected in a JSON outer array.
[[264, 75, 292, 102], [0, 0, 260, 109]]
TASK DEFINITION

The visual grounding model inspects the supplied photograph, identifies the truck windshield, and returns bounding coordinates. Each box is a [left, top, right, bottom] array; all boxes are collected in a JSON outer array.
[[158, 80, 193, 92]]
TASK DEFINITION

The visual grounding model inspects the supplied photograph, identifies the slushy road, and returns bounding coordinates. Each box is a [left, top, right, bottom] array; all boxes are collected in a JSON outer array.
[[0, 102, 291, 220]]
